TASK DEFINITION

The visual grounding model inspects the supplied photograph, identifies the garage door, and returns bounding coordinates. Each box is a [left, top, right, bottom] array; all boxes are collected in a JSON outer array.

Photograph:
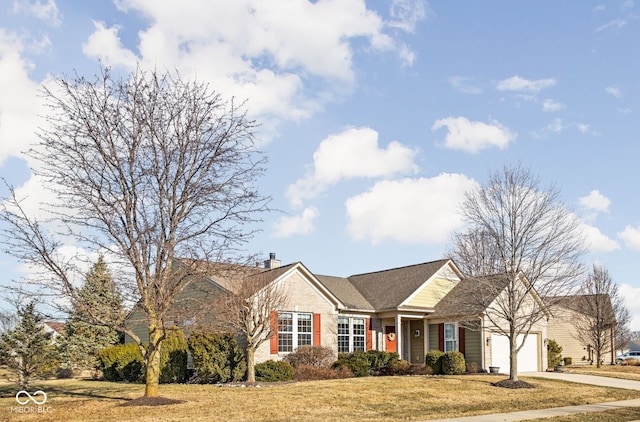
[[491, 333, 539, 373]]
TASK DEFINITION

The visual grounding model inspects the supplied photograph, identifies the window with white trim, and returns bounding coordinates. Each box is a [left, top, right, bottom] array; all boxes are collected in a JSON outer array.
[[278, 312, 313, 353], [444, 322, 458, 352], [338, 317, 366, 353]]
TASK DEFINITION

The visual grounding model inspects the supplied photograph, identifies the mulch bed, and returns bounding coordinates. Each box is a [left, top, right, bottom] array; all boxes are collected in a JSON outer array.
[[120, 396, 186, 407], [493, 379, 535, 389]]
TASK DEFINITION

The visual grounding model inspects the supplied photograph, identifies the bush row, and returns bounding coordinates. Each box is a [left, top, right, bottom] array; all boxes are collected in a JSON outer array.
[[97, 330, 244, 383], [98, 340, 476, 384]]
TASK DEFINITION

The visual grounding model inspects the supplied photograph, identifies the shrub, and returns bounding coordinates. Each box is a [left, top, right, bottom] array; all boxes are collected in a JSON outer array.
[[563, 357, 572, 366], [407, 364, 432, 376], [188, 332, 246, 383], [547, 339, 563, 367], [56, 367, 73, 379], [442, 351, 466, 375], [365, 350, 399, 374], [332, 351, 370, 377], [159, 329, 188, 383], [379, 359, 411, 376], [293, 365, 353, 381], [425, 350, 444, 375], [98, 343, 144, 383], [466, 361, 480, 374], [621, 358, 640, 366], [284, 345, 335, 368], [255, 360, 294, 382]]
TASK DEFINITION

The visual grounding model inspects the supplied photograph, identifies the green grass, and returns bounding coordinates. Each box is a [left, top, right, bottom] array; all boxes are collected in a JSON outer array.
[[1, 374, 639, 421]]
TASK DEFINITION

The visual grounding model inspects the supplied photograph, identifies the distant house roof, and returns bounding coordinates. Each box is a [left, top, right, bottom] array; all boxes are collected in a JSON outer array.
[[547, 294, 616, 325], [44, 321, 66, 336], [345, 259, 452, 311]]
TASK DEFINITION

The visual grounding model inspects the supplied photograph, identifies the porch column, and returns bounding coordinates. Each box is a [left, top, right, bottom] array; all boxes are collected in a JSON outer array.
[[396, 315, 402, 360], [423, 319, 429, 356]]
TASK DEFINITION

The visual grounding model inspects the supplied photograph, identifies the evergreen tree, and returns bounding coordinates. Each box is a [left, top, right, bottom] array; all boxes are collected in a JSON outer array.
[[0, 301, 58, 389], [59, 256, 123, 370]]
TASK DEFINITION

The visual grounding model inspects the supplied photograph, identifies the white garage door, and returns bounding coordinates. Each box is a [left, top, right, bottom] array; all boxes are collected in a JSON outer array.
[[491, 333, 539, 373]]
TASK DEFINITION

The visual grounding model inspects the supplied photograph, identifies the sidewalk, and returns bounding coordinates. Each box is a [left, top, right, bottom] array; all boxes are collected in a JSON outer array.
[[425, 372, 640, 422]]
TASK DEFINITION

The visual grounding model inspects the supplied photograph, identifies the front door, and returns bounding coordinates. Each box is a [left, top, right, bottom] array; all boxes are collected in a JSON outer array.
[[385, 326, 397, 353]]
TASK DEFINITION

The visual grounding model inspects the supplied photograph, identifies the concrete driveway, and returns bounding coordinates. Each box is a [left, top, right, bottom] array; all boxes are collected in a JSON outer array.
[[425, 371, 640, 422], [523, 371, 640, 391]]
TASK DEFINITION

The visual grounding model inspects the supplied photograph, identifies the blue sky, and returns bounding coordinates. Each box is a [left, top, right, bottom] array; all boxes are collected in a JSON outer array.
[[1, 1, 640, 327]]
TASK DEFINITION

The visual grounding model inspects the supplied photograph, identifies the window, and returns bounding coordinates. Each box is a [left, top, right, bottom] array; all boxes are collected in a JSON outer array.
[[444, 323, 458, 352], [338, 317, 367, 353], [278, 312, 313, 353]]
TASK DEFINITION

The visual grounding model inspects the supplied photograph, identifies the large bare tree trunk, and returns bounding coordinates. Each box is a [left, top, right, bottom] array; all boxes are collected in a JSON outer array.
[[509, 334, 519, 381], [246, 347, 256, 383], [143, 322, 163, 397]]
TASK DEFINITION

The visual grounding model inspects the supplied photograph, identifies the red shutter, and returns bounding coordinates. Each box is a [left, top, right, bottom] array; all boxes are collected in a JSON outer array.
[[438, 323, 444, 351], [459, 326, 466, 356], [366, 318, 373, 351], [270, 311, 278, 354], [313, 313, 321, 346]]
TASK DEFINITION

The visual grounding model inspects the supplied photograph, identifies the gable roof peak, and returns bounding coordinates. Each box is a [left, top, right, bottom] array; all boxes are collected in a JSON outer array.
[[348, 258, 451, 278]]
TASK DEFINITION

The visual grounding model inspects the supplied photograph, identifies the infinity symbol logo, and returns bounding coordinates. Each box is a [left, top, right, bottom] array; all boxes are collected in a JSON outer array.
[[15, 390, 47, 405]]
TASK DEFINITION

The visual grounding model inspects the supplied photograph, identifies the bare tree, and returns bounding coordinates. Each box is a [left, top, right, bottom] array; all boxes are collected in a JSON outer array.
[[215, 268, 288, 382], [448, 165, 586, 382], [0, 67, 269, 397], [573, 264, 629, 367]]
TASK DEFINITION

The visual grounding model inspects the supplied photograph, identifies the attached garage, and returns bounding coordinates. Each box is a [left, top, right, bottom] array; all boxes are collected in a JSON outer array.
[[491, 333, 539, 373]]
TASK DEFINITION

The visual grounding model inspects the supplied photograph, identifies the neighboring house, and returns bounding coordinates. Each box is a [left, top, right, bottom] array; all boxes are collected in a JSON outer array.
[[629, 341, 640, 352], [125, 255, 551, 371], [43, 321, 66, 341], [546, 295, 616, 365]]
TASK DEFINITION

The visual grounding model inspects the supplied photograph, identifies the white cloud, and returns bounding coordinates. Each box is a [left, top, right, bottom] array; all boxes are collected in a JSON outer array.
[[82, 21, 138, 70], [286, 127, 418, 208], [496, 75, 556, 93], [618, 108, 632, 114], [580, 222, 620, 253], [272, 206, 319, 238], [83, 0, 419, 129], [0, 29, 46, 167], [619, 225, 640, 250], [432, 116, 516, 153], [388, 0, 428, 33], [542, 98, 565, 112], [596, 19, 627, 32], [606, 86, 623, 98], [577, 123, 591, 133], [579, 190, 611, 214], [12, 0, 61, 26], [345, 174, 479, 245], [448, 76, 482, 94]]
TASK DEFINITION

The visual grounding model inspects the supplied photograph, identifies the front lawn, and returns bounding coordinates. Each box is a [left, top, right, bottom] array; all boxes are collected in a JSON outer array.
[[566, 365, 640, 381], [1, 375, 639, 421]]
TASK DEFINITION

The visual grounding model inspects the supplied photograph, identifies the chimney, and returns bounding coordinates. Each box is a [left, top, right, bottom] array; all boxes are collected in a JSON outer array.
[[264, 252, 281, 269]]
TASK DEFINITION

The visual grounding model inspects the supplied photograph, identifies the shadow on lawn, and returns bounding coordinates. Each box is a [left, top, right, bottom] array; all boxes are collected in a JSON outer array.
[[0, 381, 137, 401]]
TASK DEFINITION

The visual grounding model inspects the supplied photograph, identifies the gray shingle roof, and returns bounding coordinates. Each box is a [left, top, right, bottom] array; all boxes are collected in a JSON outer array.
[[315, 274, 374, 310], [345, 259, 451, 310]]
